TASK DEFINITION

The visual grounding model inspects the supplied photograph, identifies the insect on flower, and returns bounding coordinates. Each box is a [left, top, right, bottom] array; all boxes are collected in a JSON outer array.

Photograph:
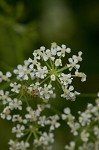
[[31, 88, 39, 97], [24, 85, 39, 98]]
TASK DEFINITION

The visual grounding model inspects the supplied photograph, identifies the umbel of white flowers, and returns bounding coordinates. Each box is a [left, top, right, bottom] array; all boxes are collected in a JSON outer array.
[[63, 93, 99, 150], [1, 43, 86, 101], [0, 43, 86, 150]]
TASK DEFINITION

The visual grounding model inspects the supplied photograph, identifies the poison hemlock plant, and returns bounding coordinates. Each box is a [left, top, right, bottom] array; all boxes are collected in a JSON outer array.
[[1, 43, 98, 150]]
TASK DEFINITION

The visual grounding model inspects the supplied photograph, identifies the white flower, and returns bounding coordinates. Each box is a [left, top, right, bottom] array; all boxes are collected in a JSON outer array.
[[28, 57, 40, 68], [96, 98, 99, 107], [38, 116, 48, 127], [27, 84, 40, 97], [61, 107, 71, 120], [12, 115, 27, 124], [8, 139, 19, 150], [59, 73, 72, 85], [36, 66, 48, 79], [12, 124, 25, 138], [0, 106, 12, 120], [40, 132, 54, 145], [64, 107, 71, 114], [17, 141, 30, 149], [67, 55, 80, 71], [65, 141, 75, 150], [78, 143, 94, 150], [51, 42, 57, 48], [34, 132, 54, 147], [47, 115, 60, 131], [61, 85, 77, 100], [50, 47, 57, 57], [56, 45, 71, 57], [0, 71, 12, 82], [66, 47, 71, 53], [50, 74, 56, 81], [75, 70, 86, 82], [13, 62, 31, 80], [80, 130, 89, 142], [10, 82, 21, 93], [78, 111, 91, 126], [69, 122, 80, 135], [94, 126, 99, 139], [42, 49, 52, 61], [55, 59, 62, 67], [33, 47, 45, 60], [12, 115, 22, 122], [97, 92, 99, 97], [57, 45, 66, 57], [39, 84, 55, 100], [0, 90, 11, 105], [9, 98, 22, 110], [78, 51, 83, 61], [25, 106, 41, 122]]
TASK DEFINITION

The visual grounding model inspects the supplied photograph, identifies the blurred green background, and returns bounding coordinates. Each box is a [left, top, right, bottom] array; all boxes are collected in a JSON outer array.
[[0, 0, 99, 149]]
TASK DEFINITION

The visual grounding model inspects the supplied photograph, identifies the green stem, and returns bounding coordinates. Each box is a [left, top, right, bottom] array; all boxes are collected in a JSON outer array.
[[44, 61, 51, 70], [24, 95, 29, 106], [56, 65, 67, 73], [78, 93, 97, 98], [9, 93, 17, 97], [26, 132, 32, 142], [56, 76, 61, 86], [49, 58, 54, 69], [32, 127, 39, 140], [40, 75, 50, 85]]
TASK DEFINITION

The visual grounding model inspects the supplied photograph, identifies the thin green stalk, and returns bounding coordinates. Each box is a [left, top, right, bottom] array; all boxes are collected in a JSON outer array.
[[78, 93, 97, 98], [44, 61, 51, 70], [26, 132, 32, 142], [40, 75, 50, 85], [49, 58, 54, 69], [56, 65, 67, 73], [56, 76, 61, 86]]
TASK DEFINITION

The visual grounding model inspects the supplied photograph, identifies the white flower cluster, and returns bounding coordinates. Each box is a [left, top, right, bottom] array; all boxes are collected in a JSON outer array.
[[8, 104, 60, 150], [0, 43, 86, 150], [63, 95, 99, 150], [8, 140, 30, 150], [13, 43, 86, 101], [34, 132, 54, 150]]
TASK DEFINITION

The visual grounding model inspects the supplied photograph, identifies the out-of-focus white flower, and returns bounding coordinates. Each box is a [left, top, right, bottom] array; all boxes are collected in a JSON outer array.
[[65, 141, 75, 150], [0, 106, 12, 120], [46, 115, 60, 131], [34, 132, 54, 148], [0, 90, 11, 105], [75, 70, 86, 82], [10, 82, 21, 93], [9, 98, 22, 110], [0, 71, 12, 82], [17, 141, 30, 149], [80, 130, 89, 142], [12, 124, 25, 138]]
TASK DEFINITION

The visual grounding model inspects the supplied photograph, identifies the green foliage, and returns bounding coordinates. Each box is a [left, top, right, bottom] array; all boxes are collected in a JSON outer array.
[[0, 0, 38, 69]]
